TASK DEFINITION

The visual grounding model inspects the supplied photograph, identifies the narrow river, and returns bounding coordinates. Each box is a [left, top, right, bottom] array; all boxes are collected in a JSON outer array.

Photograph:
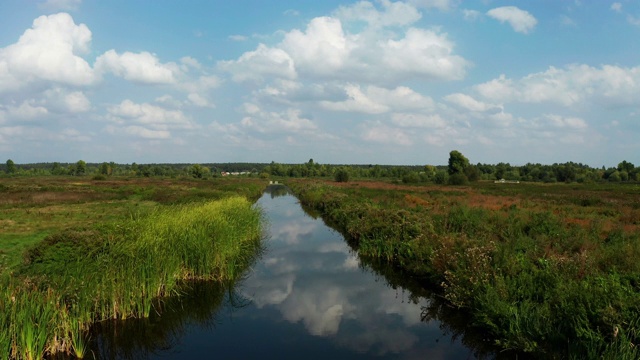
[[89, 186, 488, 359]]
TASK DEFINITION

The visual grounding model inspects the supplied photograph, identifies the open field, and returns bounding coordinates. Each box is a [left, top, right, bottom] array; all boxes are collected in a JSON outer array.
[[289, 179, 640, 358], [0, 176, 266, 359]]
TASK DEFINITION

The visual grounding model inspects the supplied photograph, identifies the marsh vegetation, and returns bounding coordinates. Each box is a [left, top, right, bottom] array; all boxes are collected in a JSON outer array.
[[290, 179, 640, 358], [0, 177, 265, 359]]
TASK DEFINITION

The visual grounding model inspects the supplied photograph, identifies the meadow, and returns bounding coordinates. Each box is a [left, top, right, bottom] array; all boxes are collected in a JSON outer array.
[[0, 176, 265, 359], [289, 179, 640, 359]]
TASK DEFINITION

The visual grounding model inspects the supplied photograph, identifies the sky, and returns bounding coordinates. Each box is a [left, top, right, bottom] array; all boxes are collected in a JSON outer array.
[[0, 0, 639, 167]]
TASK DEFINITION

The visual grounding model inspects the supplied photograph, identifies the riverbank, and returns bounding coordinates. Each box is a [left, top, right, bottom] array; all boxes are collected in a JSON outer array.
[[289, 179, 640, 358], [0, 177, 265, 359]]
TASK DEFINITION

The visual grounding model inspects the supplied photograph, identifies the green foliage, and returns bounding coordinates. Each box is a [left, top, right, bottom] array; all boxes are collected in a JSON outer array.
[[434, 170, 448, 184], [448, 173, 469, 185], [74, 160, 86, 176], [289, 180, 640, 358], [0, 188, 264, 358], [334, 168, 350, 182], [448, 150, 470, 175], [6, 159, 16, 174]]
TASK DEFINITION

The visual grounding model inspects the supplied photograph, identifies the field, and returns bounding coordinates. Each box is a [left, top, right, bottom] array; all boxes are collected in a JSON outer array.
[[289, 179, 640, 358], [0, 176, 266, 359]]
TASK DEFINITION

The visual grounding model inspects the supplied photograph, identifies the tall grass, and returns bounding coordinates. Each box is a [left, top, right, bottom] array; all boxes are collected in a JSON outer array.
[[290, 180, 640, 358], [1, 196, 263, 359]]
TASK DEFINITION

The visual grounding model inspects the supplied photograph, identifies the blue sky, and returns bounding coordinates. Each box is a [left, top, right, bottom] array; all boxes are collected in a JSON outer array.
[[1, 0, 639, 166]]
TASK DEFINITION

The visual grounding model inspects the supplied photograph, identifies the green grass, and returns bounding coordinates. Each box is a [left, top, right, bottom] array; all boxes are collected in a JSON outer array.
[[289, 179, 640, 358], [0, 177, 267, 359]]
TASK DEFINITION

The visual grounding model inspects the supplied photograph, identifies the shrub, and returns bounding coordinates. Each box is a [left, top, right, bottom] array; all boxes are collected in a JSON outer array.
[[334, 169, 350, 182]]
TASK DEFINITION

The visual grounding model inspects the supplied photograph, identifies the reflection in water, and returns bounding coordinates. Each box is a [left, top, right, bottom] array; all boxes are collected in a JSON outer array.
[[83, 281, 249, 360], [80, 188, 500, 359]]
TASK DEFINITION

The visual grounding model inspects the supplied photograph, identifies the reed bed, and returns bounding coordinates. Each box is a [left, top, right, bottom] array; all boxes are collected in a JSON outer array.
[[0, 196, 263, 359]]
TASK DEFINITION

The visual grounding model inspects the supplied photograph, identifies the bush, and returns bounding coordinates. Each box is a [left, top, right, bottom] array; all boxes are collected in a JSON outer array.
[[434, 170, 448, 184], [334, 169, 350, 182], [448, 173, 469, 185]]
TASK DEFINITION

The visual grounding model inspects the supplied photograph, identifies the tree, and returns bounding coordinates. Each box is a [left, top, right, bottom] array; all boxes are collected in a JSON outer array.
[[448, 150, 470, 175], [99, 162, 112, 176], [75, 160, 86, 176], [618, 160, 635, 173], [6, 159, 16, 174]]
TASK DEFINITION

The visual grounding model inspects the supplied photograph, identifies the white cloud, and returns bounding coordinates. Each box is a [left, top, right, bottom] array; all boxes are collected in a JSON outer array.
[[187, 93, 213, 107], [95, 50, 178, 84], [39, 0, 82, 11], [444, 93, 500, 112], [7, 101, 48, 120], [104, 124, 171, 139], [228, 35, 249, 42], [380, 28, 468, 81], [391, 113, 446, 128], [475, 64, 640, 108], [240, 105, 317, 134], [628, 15, 640, 26], [219, 44, 297, 82], [0, 13, 95, 93], [334, 0, 422, 27], [321, 85, 389, 114], [408, 0, 458, 11], [281, 17, 350, 76], [223, 15, 469, 85], [487, 6, 537, 34], [463, 9, 481, 21], [321, 84, 435, 114], [611, 2, 622, 12], [362, 124, 413, 145], [108, 100, 193, 130], [543, 114, 588, 130]]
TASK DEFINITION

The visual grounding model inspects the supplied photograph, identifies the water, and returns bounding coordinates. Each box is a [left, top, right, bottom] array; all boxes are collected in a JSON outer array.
[[88, 187, 489, 359]]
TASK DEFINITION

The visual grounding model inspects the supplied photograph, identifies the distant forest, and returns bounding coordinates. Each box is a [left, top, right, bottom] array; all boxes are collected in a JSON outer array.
[[1, 153, 638, 184]]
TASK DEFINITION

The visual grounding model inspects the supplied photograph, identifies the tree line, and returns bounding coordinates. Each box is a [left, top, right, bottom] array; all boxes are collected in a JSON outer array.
[[2, 153, 639, 184]]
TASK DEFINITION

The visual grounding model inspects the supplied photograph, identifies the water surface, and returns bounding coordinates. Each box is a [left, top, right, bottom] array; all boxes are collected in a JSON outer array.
[[90, 187, 486, 359]]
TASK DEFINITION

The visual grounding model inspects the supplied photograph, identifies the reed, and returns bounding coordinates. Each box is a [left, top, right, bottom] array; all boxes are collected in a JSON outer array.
[[1, 195, 264, 359]]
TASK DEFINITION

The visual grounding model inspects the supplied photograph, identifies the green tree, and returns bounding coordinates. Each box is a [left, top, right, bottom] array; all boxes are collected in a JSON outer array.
[[6, 159, 16, 174], [99, 162, 112, 176], [448, 150, 470, 175], [75, 160, 86, 176]]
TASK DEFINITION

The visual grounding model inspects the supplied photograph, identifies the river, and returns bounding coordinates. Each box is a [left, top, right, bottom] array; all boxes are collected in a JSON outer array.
[[87, 186, 490, 359]]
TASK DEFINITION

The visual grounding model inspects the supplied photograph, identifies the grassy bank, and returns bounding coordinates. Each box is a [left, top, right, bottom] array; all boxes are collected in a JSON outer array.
[[290, 179, 640, 358], [0, 177, 265, 359]]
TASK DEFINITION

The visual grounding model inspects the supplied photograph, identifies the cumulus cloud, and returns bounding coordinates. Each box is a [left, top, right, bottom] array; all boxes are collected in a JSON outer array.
[[107, 99, 194, 136], [0, 12, 95, 93], [222, 13, 469, 85], [219, 44, 296, 82], [6, 101, 48, 120], [487, 6, 537, 34], [240, 105, 317, 134], [95, 50, 178, 84], [362, 123, 413, 146], [280, 17, 349, 76], [475, 64, 640, 108], [380, 28, 468, 80], [321, 84, 435, 114], [444, 93, 501, 112]]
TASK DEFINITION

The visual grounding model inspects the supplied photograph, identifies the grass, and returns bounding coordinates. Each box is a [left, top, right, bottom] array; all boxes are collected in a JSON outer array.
[[0, 176, 266, 359], [289, 179, 640, 358]]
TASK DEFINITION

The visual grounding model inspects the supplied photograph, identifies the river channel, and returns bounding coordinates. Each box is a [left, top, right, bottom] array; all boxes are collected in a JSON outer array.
[[87, 186, 490, 359]]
